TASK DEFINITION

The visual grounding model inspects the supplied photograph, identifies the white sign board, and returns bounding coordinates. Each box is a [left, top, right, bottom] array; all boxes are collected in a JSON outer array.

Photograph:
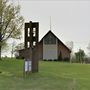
[[29, 61, 32, 71], [24, 59, 32, 72]]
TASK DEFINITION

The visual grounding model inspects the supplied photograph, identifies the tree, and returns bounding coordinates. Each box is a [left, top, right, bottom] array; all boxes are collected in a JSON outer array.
[[11, 40, 16, 58], [0, 0, 24, 59], [15, 42, 24, 51], [2, 41, 9, 52], [75, 49, 85, 63]]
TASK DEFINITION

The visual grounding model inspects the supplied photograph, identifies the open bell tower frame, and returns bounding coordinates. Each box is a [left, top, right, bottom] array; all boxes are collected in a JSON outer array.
[[25, 21, 39, 49], [24, 21, 39, 73]]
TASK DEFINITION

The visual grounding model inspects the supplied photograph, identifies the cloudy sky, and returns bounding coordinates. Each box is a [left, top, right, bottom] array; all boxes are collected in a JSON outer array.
[[6, 0, 90, 56]]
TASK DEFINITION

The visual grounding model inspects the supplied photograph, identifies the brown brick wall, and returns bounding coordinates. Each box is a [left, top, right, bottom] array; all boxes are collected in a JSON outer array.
[[58, 40, 70, 60], [38, 42, 43, 60]]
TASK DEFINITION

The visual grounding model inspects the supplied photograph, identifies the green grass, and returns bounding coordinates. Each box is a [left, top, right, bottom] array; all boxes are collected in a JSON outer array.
[[0, 59, 90, 90]]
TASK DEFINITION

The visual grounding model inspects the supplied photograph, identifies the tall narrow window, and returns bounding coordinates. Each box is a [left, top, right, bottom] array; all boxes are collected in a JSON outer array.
[[28, 28, 30, 37], [33, 28, 36, 37], [27, 42, 30, 48], [33, 41, 36, 46]]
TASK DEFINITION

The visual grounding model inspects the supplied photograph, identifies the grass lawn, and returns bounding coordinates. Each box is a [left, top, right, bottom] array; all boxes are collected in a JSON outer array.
[[0, 58, 90, 90]]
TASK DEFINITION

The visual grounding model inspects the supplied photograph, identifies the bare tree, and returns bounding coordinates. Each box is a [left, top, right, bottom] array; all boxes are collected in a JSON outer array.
[[66, 41, 73, 50], [87, 42, 90, 56]]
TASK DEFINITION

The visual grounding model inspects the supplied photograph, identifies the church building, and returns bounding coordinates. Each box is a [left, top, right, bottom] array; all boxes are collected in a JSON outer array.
[[18, 21, 71, 61], [37, 30, 71, 61]]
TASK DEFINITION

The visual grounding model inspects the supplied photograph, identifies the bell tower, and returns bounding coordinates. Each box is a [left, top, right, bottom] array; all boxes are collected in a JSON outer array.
[[25, 21, 39, 48], [23, 21, 39, 74]]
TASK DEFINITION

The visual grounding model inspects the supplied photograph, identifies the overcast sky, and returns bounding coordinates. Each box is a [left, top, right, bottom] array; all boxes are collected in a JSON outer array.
[[6, 0, 90, 56]]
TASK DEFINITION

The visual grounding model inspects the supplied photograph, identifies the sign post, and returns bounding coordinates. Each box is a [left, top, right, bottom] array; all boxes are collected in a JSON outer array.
[[24, 58, 32, 72], [23, 58, 32, 77]]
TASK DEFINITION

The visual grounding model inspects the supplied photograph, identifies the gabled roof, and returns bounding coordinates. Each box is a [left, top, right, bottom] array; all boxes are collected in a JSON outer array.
[[39, 30, 71, 52]]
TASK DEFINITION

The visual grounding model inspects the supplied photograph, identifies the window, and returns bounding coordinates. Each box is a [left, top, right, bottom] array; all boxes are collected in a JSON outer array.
[[33, 28, 36, 37], [27, 42, 30, 48], [44, 33, 56, 44], [33, 41, 36, 46], [28, 28, 30, 37]]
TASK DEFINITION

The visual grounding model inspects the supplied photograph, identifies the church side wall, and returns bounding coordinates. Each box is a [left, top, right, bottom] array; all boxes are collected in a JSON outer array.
[[58, 40, 70, 60], [38, 42, 43, 60]]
